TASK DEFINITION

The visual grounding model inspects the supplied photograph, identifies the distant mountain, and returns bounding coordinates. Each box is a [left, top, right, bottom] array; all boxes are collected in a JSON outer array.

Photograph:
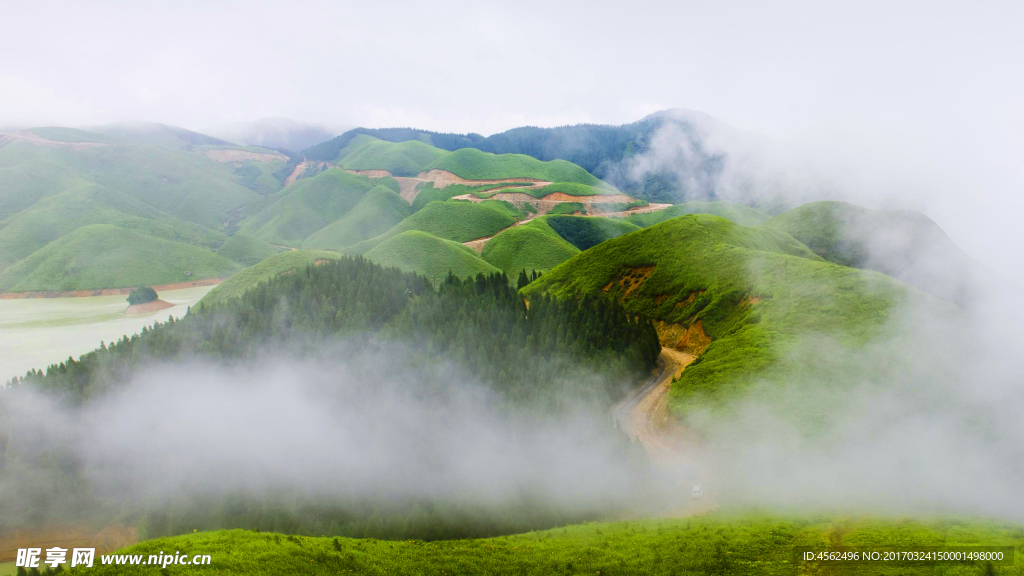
[[303, 110, 729, 204], [206, 118, 344, 153]]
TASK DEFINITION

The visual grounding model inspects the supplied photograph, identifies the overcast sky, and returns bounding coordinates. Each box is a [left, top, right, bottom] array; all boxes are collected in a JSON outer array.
[[2, 0, 1022, 281]]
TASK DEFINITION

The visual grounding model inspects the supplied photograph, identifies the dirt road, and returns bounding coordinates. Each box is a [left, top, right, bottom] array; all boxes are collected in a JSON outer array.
[[613, 347, 718, 514]]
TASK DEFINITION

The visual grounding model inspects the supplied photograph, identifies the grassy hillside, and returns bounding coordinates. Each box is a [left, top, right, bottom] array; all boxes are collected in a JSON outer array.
[[302, 185, 411, 250], [28, 127, 121, 144], [215, 233, 283, 266], [240, 168, 378, 246], [0, 183, 226, 270], [84, 513, 1023, 576], [624, 200, 769, 228], [336, 134, 447, 176], [0, 159, 81, 221], [0, 224, 240, 292], [481, 219, 581, 273], [55, 144, 260, 228], [424, 148, 601, 185], [198, 250, 341, 307], [764, 201, 981, 303], [523, 215, 914, 416], [345, 200, 522, 255], [546, 215, 641, 250], [364, 230, 500, 285]]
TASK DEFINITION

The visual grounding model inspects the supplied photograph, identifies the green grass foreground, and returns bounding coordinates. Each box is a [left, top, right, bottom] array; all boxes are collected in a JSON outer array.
[[74, 513, 1024, 575]]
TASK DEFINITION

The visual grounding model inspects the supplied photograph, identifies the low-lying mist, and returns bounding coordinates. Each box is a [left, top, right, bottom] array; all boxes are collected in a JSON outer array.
[[0, 342, 649, 538], [681, 266, 1024, 520]]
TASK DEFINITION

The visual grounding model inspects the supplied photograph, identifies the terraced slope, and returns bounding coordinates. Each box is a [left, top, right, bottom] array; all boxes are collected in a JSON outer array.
[[364, 230, 500, 285], [523, 214, 916, 416]]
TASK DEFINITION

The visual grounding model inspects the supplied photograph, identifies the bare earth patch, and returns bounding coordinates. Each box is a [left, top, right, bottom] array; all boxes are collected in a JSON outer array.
[[124, 299, 174, 315]]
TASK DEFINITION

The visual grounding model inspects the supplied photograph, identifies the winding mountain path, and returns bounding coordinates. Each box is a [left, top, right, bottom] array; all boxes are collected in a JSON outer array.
[[613, 347, 718, 514]]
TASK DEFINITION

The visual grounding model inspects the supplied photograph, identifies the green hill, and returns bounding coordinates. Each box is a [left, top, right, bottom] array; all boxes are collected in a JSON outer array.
[[0, 183, 226, 270], [481, 219, 581, 273], [198, 249, 341, 307], [239, 168, 379, 246], [336, 134, 447, 176], [364, 230, 499, 285], [424, 148, 601, 184], [545, 215, 641, 250], [82, 513, 1023, 576], [215, 233, 283, 266], [53, 144, 261, 228], [764, 201, 982, 303], [28, 127, 121, 144], [0, 224, 240, 292], [624, 200, 769, 228], [302, 185, 411, 250], [0, 159, 81, 221], [523, 214, 917, 417], [345, 200, 522, 255]]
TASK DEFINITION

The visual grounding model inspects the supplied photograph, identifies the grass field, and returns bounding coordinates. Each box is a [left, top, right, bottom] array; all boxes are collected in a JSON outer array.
[[623, 200, 770, 228], [345, 200, 523, 255], [239, 168, 378, 246], [302, 185, 411, 250], [0, 224, 240, 292], [363, 230, 500, 285], [523, 214, 917, 417], [481, 219, 581, 273], [197, 250, 341, 307], [74, 512, 1024, 575]]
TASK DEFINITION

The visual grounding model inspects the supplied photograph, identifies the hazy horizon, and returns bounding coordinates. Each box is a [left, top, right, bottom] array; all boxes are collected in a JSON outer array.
[[2, 0, 1022, 284]]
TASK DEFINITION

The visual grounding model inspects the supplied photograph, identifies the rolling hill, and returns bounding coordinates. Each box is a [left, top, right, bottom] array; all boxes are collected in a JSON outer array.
[[302, 185, 411, 250], [545, 215, 641, 250], [522, 214, 917, 417], [0, 224, 240, 292], [239, 168, 382, 246], [344, 200, 523, 255], [215, 233, 283, 266], [423, 148, 602, 185], [336, 134, 447, 176], [198, 249, 341, 307], [0, 182, 226, 270], [764, 201, 984, 304], [363, 230, 500, 285], [480, 219, 581, 273]]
